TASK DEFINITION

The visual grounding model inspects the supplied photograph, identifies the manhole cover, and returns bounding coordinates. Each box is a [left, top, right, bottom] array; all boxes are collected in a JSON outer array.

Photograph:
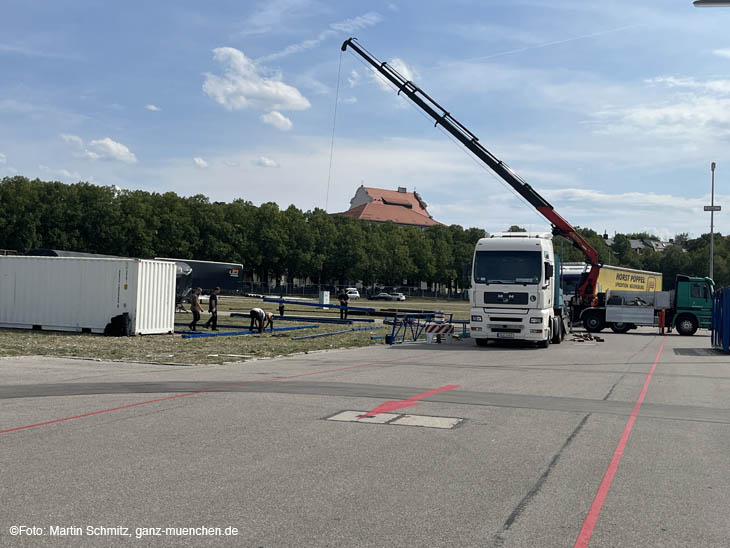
[[325, 410, 464, 429]]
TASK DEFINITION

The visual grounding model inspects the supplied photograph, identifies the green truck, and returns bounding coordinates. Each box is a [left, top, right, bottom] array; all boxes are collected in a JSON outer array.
[[581, 275, 714, 335]]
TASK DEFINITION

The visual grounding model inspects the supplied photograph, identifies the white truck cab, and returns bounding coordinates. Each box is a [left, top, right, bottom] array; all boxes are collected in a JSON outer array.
[[470, 232, 559, 348]]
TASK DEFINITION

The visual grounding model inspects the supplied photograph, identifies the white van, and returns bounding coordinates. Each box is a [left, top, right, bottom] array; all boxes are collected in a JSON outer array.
[[345, 288, 360, 300]]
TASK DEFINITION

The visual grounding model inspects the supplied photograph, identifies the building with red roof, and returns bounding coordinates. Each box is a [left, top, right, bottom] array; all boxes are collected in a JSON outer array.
[[337, 185, 440, 228]]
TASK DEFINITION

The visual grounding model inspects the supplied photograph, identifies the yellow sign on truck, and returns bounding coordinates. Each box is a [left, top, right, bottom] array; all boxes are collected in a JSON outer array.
[[562, 263, 663, 294], [596, 265, 662, 293]]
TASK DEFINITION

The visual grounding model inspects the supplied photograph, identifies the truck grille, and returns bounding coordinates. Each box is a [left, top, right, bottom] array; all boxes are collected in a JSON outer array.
[[489, 317, 522, 322], [491, 327, 522, 333], [484, 292, 529, 305]]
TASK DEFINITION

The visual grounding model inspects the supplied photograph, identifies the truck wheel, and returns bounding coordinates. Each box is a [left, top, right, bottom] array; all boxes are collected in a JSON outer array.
[[582, 311, 605, 333], [610, 322, 631, 334], [551, 318, 563, 344], [675, 315, 698, 336], [475, 338, 489, 347]]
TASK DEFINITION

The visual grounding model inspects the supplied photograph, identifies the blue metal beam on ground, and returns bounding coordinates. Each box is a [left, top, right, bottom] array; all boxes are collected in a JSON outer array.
[[290, 325, 384, 341], [290, 329, 351, 341], [262, 297, 376, 312], [178, 325, 318, 339], [229, 314, 374, 324]]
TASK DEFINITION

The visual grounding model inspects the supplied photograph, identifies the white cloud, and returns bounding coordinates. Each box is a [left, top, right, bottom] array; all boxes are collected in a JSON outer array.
[[329, 12, 382, 33], [347, 70, 360, 88], [86, 138, 137, 164], [254, 156, 280, 168], [713, 49, 730, 59], [203, 47, 310, 113], [588, 77, 730, 141], [258, 30, 336, 63], [60, 133, 84, 148], [145, 104, 161, 111], [38, 164, 81, 181], [0, 152, 5, 164], [193, 157, 209, 169], [237, 0, 314, 37], [645, 76, 730, 95], [261, 110, 293, 131], [60, 134, 137, 164], [257, 12, 382, 62], [340, 96, 357, 105]]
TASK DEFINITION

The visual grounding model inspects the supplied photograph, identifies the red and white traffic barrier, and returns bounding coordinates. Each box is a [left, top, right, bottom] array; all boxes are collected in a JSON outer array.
[[425, 322, 454, 344]]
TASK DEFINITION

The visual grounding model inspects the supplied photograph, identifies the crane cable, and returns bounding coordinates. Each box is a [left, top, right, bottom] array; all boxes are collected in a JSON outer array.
[[325, 50, 344, 212]]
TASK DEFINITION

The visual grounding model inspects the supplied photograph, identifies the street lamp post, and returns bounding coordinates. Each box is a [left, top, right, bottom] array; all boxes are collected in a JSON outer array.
[[710, 162, 716, 280], [703, 163, 720, 279]]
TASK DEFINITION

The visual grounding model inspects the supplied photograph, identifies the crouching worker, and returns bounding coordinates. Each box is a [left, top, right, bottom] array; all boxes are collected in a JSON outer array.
[[249, 307, 275, 333]]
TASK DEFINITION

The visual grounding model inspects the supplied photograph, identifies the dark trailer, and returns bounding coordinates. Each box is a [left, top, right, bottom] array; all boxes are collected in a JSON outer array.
[[154, 258, 244, 294]]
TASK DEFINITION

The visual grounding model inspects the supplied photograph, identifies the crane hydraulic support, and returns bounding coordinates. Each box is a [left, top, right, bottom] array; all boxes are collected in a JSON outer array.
[[341, 37, 600, 301]]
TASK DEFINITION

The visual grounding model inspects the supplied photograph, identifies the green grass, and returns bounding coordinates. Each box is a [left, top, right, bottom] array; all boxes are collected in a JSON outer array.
[[0, 296, 470, 365]]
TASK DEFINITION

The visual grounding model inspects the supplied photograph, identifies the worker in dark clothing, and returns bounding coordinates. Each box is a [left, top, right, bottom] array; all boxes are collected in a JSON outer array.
[[204, 286, 220, 330], [338, 289, 349, 320], [189, 287, 203, 331], [250, 307, 275, 333]]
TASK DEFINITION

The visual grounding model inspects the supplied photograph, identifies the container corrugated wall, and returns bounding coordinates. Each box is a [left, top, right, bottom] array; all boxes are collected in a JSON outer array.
[[134, 259, 176, 334], [0, 256, 175, 334]]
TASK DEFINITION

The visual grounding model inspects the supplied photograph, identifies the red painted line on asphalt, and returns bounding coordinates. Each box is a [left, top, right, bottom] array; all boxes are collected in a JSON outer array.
[[573, 336, 666, 548], [0, 351, 433, 436], [359, 384, 460, 418]]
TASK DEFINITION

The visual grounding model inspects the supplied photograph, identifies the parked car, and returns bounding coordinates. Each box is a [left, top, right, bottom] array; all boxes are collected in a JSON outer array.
[[345, 288, 360, 299], [369, 292, 406, 301]]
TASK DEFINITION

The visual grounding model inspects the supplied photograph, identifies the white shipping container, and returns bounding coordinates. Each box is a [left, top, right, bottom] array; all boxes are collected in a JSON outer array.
[[0, 256, 176, 335]]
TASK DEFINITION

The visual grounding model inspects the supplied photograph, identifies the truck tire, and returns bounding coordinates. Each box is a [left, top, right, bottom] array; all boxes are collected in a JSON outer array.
[[675, 315, 698, 336], [582, 310, 605, 333], [610, 322, 631, 334], [551, 317, 563, 344], [475, 338, 489, 347]]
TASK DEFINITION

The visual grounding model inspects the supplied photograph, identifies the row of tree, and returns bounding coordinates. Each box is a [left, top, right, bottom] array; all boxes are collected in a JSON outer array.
[[1, 176, 727, 290], [0, 177, 483, 290]]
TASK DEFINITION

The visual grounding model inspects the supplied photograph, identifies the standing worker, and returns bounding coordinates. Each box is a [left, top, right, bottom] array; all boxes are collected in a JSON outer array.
[[204, 286, 220, 330], [250, 307, 275, 333], [338, 288, 349, 320], [189, 287, 203, 331]]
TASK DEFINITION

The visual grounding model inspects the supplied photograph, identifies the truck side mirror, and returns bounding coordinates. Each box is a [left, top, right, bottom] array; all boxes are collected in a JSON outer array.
[[545, 262, 554, 280]]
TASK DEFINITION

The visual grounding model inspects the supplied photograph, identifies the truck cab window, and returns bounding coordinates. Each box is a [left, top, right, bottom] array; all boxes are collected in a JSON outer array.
[[690, 284, 708, 300], [473, 251, 541, 285]]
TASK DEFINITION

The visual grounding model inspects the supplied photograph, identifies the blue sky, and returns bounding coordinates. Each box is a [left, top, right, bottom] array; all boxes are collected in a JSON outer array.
[[2, 0, 730, 239]]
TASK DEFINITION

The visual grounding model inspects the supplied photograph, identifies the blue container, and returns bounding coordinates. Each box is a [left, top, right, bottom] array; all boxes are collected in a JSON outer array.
[[711, 288, 730, 352]]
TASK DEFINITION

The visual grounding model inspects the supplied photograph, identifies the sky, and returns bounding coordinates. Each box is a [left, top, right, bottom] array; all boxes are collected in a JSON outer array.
[[2, 0, 730, 239]]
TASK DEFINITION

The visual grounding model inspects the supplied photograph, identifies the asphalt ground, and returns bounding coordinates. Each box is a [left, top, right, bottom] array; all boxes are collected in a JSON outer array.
[[1, 328, 729, 547]]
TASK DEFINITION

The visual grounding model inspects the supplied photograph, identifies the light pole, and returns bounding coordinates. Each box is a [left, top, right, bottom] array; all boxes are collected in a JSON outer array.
[[708, 162, 717, 280], [703, 164, 720, 279]]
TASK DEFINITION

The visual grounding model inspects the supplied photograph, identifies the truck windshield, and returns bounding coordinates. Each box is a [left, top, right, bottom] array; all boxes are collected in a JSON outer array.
[[473, 250, 541, 285]]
